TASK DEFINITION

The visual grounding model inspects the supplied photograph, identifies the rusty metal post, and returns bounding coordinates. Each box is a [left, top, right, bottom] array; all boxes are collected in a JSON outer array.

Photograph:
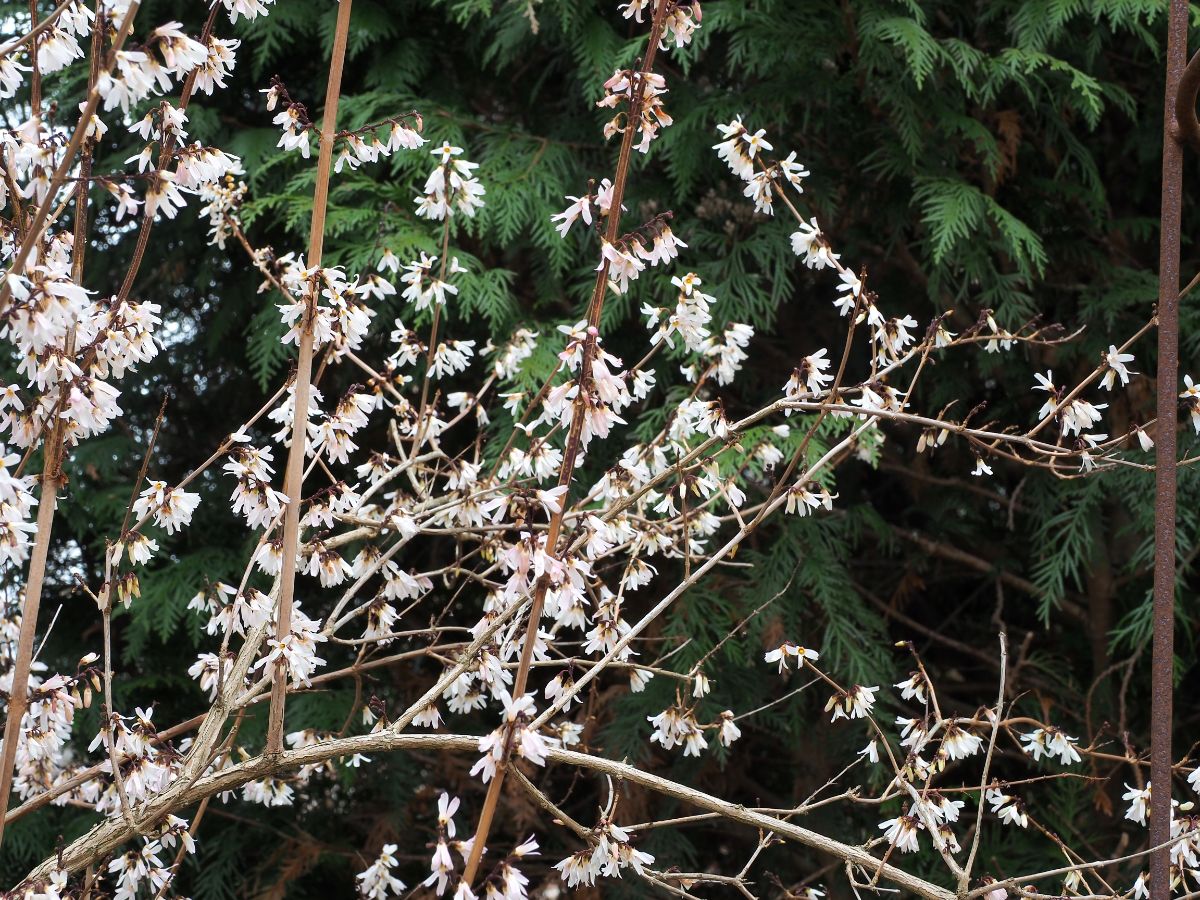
[[1152, 3, 1187, 898]]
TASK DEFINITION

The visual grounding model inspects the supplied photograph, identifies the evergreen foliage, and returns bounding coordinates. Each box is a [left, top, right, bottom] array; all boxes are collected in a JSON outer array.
[[8, 0, 1198, 894]]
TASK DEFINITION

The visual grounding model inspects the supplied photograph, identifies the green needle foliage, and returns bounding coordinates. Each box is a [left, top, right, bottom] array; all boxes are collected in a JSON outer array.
[[9, 0, 1200, 894]]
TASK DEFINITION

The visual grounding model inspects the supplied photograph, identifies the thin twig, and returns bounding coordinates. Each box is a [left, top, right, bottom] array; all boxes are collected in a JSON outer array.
[[961, 633, 1008, 890]]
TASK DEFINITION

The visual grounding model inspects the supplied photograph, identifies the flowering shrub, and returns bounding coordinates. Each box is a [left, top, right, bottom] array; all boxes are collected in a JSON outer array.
[[0, 1, 1191, 899]]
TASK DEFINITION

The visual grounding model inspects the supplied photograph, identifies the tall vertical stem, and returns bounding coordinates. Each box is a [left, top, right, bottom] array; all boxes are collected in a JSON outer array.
[[0, 2, 139, 312], [1151, 2, 1186, 898], [27, 0, 41, 117], [0, 0, 109, 846], [459, 1, 670, 884], [0, 446, 61, 848], [265, 0, 353, 755]]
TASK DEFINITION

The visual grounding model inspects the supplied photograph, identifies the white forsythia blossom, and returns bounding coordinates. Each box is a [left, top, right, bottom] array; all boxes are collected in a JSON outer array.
[[718, 710, 742, 747], [597, 69, 673, 152], [430, 340, 477, 379], [986, 789, 1028, 828], [763, 640, 820, 673], [549, 178, 620, 237], [940, 722, 983, 760], [1181, 375, 1200, 433], [1101, 344, 1136, 389], [240, 775, 293, 808], [879, 814, 922, 853], [1020, 727, 1082, 766], [598, 238, 645, 294], [224, 440, 289, 529], [221, 0, 275, 23], [791, 218, 839, 269], [825, 685, 879, 721], [485, 328, 539, 379], [471, 692, 555, 782], [356, 844, 406, 898], [648, 705, 707, 756], [1123, 782, 1151, 826], [554, 819, 654, 888], [106, 838, 171, 898], [416, 143, 486, 220], [895, 671, 928, 703], [713, 116, 755, 180], [713, 118, 807, 215], [834, 268, 863, 316], [488, 835, 539, 900], [782, 349, 832, 410], [0, 446, 38, 565], [425, 793, 477, 896], [132, 481, 201, 534], [275, 262, 376, 354], [251, 604, 327, 686], [400, 252, 464, 311], [644, 272, 714, 351], [785, 481, 834, 516]]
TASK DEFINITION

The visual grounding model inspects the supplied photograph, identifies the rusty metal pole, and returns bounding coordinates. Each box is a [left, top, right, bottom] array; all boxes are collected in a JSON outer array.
[[1152, 3, 1187, 898]]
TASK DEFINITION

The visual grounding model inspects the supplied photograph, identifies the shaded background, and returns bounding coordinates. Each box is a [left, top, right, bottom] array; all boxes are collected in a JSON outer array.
[[5, 0, 1200, 896]]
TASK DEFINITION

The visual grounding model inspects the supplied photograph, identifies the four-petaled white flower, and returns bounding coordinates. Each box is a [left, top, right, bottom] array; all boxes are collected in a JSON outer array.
[[763, 641, 820, 673], [1020, 727, 1082, 766], [1123, 782, 1151, 826], [986, 789, 1028, 828], [825, 684, 879, 721], [1101, 345, 1136, 390], [879, 815, 922, 853]]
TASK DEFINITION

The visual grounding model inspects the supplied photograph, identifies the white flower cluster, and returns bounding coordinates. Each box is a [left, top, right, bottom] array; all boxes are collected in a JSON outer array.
[[274, 259, 378, 353], [357, 842, 406, 898], [81, 707, 180, 815], [263, 79, 425, 169], [416, 143, 486, 220], [471, 692, 556, 782], [553, 818, 654, 888], [0, 447, 38, 565], [598, 69, 672, 153], [6, 659, 95, 804], [252, 605, 327, 686], [0, 3, 1182, 900]]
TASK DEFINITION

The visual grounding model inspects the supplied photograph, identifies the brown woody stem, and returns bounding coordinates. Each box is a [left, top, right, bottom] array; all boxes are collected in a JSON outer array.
[[0, 438, 62, 848], [0, 2, 140, 313], [0, 0, 120, 846], [459, 0, 672, 884], [265, 0, 354, 755]]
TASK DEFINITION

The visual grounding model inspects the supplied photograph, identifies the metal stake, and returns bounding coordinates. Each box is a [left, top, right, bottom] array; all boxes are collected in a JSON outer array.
[[1151, 3, 1188, 897]]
